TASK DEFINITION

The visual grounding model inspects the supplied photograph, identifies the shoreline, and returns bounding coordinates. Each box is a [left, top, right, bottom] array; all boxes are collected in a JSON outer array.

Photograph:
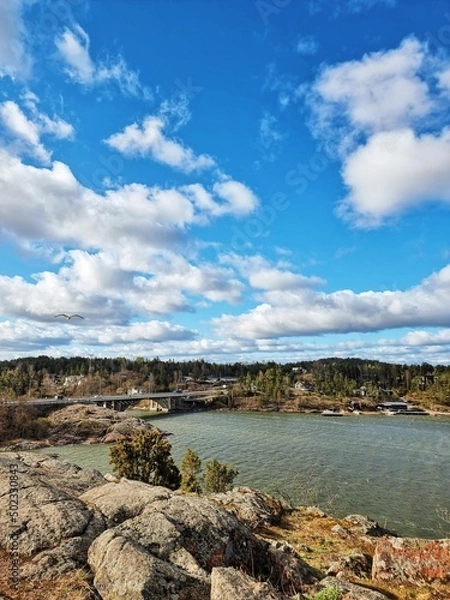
[[2, 403, 450, 452]]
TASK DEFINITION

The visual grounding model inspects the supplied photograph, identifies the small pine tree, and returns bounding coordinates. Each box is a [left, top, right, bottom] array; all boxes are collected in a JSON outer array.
[[109, 429, 181, 490], [180, 448, 202, 494], [203, 458, 238, 494]]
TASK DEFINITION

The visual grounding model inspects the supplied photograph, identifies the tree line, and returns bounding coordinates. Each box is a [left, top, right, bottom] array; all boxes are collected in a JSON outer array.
[[0, 355, 449, 405]]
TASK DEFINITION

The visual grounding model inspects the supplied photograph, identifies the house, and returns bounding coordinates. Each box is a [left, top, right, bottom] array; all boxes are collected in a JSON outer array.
[[127, 387, 144, 396], [63, 375, 84, 386], [294, 382, 314, 391], [377, 401, 408, 412]]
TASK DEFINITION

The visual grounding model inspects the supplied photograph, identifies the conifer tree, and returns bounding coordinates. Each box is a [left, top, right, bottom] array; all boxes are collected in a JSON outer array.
[[180, 448, 202, 493], [109, 429, 181, 490], [203, 458, 238, 494]]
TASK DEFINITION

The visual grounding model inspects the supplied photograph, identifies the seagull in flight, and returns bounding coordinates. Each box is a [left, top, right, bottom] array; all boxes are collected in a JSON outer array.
[[54, 313, 85, 320]]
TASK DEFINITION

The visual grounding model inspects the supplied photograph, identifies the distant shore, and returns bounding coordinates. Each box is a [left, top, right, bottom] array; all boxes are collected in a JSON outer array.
[[1, 400, 449, 452]]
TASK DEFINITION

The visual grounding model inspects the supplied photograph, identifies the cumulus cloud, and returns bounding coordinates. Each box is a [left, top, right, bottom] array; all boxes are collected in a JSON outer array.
[[0, 150, 259, 255], [105, 115, 215, 173], [55, 25, 149, 98], [0, 97, 73, 163], [212, 180, 260, 216], [132, 258, 244, 306], [0, 0, 31, 78], [0, 100, 49, 162], [95, 321, 196, 344], [221, 254, 324, 291], [0, 149, 260, 329], [309, 37, 432, 148], [305, 36, 450, 227], [339, 128, 450, 226], [213, 264, 450, 339]]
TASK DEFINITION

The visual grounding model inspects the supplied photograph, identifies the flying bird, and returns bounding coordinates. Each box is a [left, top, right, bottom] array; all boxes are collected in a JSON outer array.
[[54, 313, 85, 320]]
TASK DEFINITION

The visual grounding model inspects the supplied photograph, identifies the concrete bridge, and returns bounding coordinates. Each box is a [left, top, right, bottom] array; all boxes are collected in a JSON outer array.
[[2, 390, 225, 412]]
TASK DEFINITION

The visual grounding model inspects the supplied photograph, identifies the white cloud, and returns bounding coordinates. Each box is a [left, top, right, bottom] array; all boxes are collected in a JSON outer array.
[[310, 37, 432, 149], [158, 94, 192, 132], [258, 112, 284, 162], [132, 258, 244, 306], [437, 67, 450, 94], [305, 36, 450, 227], [339, 127, 450, 227], [55, 25, 149, 98], [212, 180, 259, 216], [213, 264, 450, 340], [221, 254, 324, 291], [0, 0, 31, 78], [55, 25, 93, 83], [182, 182, 258, 220], [296, 35, 318, 56], [0, 149, 260, 325], [0, 97, 74, 163], [263, 62, 299, 110], [105, 115, 216, 173], [0, 150, 259, 257], [308, 0, 396, 16], [96, 321, 196, 344], [0, 100, 49, 162]]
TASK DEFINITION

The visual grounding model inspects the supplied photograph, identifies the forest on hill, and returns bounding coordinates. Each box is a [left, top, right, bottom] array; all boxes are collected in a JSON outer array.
[[0, 355, 449, 408]]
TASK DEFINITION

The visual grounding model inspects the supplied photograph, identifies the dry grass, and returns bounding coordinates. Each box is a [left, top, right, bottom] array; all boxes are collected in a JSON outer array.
[[259, 509, 449, 600], [0, 553, 97, 600]]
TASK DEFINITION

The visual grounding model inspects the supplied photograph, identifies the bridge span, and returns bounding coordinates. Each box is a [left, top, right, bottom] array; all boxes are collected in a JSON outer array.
[[2, 390, 226, 412]]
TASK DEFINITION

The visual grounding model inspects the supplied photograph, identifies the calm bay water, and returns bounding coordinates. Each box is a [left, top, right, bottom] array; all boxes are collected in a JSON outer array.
[[38, 411, 450, 539]]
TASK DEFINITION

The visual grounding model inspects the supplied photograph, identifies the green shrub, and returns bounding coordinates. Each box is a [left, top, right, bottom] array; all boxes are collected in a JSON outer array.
[[305, 586, 343, 600]]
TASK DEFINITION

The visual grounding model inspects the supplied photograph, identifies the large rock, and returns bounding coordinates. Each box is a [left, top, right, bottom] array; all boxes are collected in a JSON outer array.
[[372, 537, 450, 584], [0, 451, 106, 496], [0, 452, 106, 579], [80, 479, 172, 526], [325, 550, 372, 579], [210, 567, 283, 600], [47, 404, 152, 445], [209, 486, 290, 529], [88, 529, 210, 600], [87, 481, 319, 599], [341, 514, 397, 538]]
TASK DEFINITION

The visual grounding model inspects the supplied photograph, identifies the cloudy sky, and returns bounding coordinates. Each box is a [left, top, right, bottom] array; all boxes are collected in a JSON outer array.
[[1, 0, 450, 364]]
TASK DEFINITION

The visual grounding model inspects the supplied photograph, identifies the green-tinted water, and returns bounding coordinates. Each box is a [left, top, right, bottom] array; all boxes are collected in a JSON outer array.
[[38, 411, 450, 538]]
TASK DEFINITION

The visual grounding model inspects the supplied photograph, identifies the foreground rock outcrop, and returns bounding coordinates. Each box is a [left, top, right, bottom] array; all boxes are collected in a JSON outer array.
[[0, 452, 449, 600]]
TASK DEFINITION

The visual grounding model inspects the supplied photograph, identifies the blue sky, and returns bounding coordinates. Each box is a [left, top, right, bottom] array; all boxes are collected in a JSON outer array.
[[1, 0, 450, 364]]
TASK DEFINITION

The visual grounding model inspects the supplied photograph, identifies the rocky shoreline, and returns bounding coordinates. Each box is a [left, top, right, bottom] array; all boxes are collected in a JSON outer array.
[[0, 451, 449, 600], [0, 404, 157, 451]]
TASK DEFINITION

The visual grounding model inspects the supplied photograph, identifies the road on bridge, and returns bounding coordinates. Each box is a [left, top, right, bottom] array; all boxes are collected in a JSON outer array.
[[1, 389, 227, 407]]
